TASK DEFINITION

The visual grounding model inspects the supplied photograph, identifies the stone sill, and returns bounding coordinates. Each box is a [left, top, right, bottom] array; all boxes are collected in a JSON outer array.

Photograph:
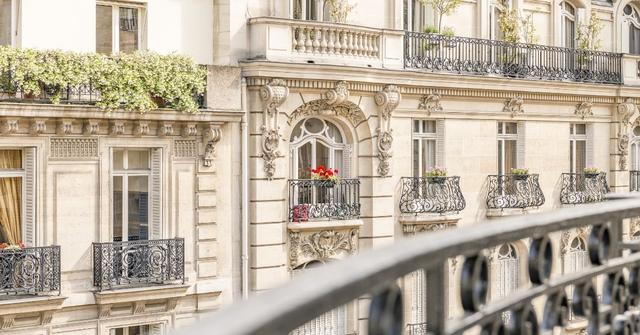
[[94, 284, 189, 306], [0, 295, 66, 316], [287, 219, 363, 232], [486, 208, 541, 218], [399, 213, 462, 224]]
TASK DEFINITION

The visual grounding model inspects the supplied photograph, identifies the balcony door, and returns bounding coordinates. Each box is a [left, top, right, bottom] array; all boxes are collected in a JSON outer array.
[[624, 4, 640, 54], [290, 118, 350, 179]]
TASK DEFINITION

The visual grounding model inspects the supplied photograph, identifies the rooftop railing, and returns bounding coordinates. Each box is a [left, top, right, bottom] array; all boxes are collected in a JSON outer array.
[[486, 174, 545, 209], [0, 245, 61, 296], [560, 172, 609, 205], [405, 32, 623, 84], [176, 193, 640, 335], [399, 176, 466, 215]]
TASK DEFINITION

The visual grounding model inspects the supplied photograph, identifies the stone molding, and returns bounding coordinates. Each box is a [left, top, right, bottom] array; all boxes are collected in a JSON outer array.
[[203, 124, 222, 168], [174, 139, 198, 159], [289, 228, 358, 270], [375, 84, 401, 176], [50, 138, 99, 160], [93, 284, 189, 319], [259, 79, 289, 180]]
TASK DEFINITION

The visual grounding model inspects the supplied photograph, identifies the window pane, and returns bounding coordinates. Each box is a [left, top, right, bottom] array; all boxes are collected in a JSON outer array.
[[113, 149, 124, 170], [119, 7, 139, 53], [574, 124, 586, 135], [298, 142, 312, 179], [413, 120, 420, 133], [505, 122, 517, 135], [0, 150, 21, 169], [113, 176, 123, 242], [422, 139, 436, 174], [505, 140, 517, 172], [128, 150, 149, 170], [334, 149, 344, 176], [316, 142, 330, 169], [96, 5, 113, 54], [413, 139, 420, 177], [498, 122, 503, 134], [423, 120, 436, 133], [128, 176, 148, 241], [576, 140, 586, 172], [570, 141, 575, 173], [0, 0, 11, 46], [0, 176, 21, 244], [498, 140, 504, 174]]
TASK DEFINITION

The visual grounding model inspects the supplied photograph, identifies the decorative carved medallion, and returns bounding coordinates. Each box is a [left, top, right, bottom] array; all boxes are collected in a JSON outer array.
[[174, 140, 197, 158], [418, 94, 443, 115], [203, 125, 221, 168], [50, 138, 98, 160], [289, 228, 358, 269], [182, 123, 198, 137], [504, 96, 524, 117], [260, 79, 288, 179], [617, 98, 639, 170], [325, 81, 350, 106], [111, 120, 125, 135], [31, 119, 47, 135], [375, 85, 401, 176], [57, 119, 73, 135], [3, 119, 18, 134], [575, 101, 593, 119], [134, 121, 150, 136], [84, 119, 100, 135], [159, 122, 174, 136]]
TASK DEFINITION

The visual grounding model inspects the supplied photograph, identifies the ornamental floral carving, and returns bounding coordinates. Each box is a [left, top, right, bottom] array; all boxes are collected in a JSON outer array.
[[617, 98, 640, 170], [134, 121, 150, 136], [289, 229, 358, 269], [575, 101, 593, 119], [3, 119, 18, 134], [288, 99, 365, 126], [375, 85, 401, 176], [111, 120, 125, 135], [259, 79, 288, 179], [57, 119, 73, 135], [504, 96, 524, 117], [203, 125, 221, 168], [402, 222, 454, 234], [159, 122, 174, 136], [31, 119, 47, 135], [84, 119, 100, 135], [418, 94, 443, 115], [182, 123, 198, 137], [325, 81, 350, 106]]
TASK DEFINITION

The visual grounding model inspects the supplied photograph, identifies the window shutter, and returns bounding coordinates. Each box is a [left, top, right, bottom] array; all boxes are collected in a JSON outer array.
[[149, 324, 163, 335], [150, 148, 162, 239], [586, 124, 594, 166], [343, 144, 352, 178], [24, 147, 36, 247], [436, 119, 445, 167], [516, 122, 525, 168]]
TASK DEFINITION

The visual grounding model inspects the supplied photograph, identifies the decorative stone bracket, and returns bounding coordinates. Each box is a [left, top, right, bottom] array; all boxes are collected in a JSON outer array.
[[504, 96, 524, 117], [616, 98, 640, 170], [375, 85, 401, 176], [259, 79, 289, 180], [418, 93, 443, 115], [203, 124, 222, 168], [289, 228, 358, 270]]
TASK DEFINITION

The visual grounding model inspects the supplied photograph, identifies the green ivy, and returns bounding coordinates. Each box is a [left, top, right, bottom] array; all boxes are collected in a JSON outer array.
[[0, 46, 207, 113]]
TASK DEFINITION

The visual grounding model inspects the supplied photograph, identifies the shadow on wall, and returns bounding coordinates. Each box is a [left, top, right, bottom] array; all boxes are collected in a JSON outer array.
[[474, 177, 489, 224]]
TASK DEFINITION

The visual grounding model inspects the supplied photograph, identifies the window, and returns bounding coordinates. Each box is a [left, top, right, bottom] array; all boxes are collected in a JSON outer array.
[[0, 150, 23, 245], [497, 122, 518, 175], [0, 0, 16, 46], [293, 0, 325, 21], [412, 120, 437, 177], [632, 126, 640, 170], [490, 0, 510, 40], [112, 148, 161, 242], [563, 236, 587, 321], [290, 118, 350, 179], [404, 0, 434, 32], [624, 5, 640, 54], [96, 2, 144, 54], [495, 243, 519, 323], [569, 124, 587, 173], [110, 325, 162, 335], [560, 1, 576, 48]]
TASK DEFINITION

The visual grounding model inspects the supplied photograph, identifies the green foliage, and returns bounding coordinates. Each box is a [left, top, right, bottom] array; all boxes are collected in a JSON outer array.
[[424, 25, 439, 34], [325, 0, 356, 23], [441, 26, 455, 37], [498, 9, 538, 44], [0, 46, 207, 113], [511, 168, 529, 175], [419, 0, 462, 33], [577, 11, 603, 51]]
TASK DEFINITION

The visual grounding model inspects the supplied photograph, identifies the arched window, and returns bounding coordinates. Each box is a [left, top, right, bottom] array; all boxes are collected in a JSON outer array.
[[495, 244, 519, 299], [631, 126, 640, 170], [490, 0, 510, 40], [291, 261, 348, 335], [290, 118, 350, 179], [624, 4, 640, 54], [560, 1, 576, 48], [408, 270, 426, 332], [563, 236, 588, 273]]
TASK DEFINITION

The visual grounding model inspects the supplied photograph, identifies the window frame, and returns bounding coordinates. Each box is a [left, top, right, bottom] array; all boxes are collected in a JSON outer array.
[[404, 0, 435, 32], [569, 123, 587, 174], [111, 148, 151, 242], [560, 1, 577, 48], [96, 1, 146, 54], [0, 0, 19, 47], [412, 119, 438, 177], [497, 121, 518, 175], [0, 148, 26, 245], [489, 0, 511, 40], [289, 118, 350, 179], [624, 4, 640, 54]]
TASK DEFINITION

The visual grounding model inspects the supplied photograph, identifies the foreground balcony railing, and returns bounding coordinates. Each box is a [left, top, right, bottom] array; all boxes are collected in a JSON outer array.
[[399, 176, 465, 215], [560, 173, 609, 205], [405, 32, 623, 84], [0, 246, 60, 296], [288, 178, 361, 221], [486, 174, 545, 209], [631, 171, 640, 192], [92, 238, 184, 291], [180, 193, 640, 335]]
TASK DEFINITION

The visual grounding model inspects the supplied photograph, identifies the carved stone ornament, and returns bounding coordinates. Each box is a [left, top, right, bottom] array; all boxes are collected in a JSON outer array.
[[575, 101, 593, 119], [203, 125, 222, 168], [30, 119, 47, 135], [289, 229, 358, 269], [134, 121, 150, 136], [3, 119, 18, 134], [57, 119, 73, 135], [288, 99, 365, 126], [418, 93, 443, 115], [375, 85, 401, 176], [159, 122, 174, 137], [503, 96, 524, 117], [110, 120, 125, 135], [617, 98, 640, 170], [182, 123, 198, 137], [325, 81, 350, 106], [402, 222, 454, 234], [259, 79, 289, 179], [84, 119, 100, 135]]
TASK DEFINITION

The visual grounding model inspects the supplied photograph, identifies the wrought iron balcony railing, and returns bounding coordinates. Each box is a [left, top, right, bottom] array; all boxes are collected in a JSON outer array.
[[92, 238, 185, 291], [288, 178, 361, 222], [178, 193, 640, 335], [404, 32, 623, 84], [631, 171, 640, 192], [0, 246, 60, 296], [399, 176, 466, 215], [560, 173, 609, 205], [486, 174, 545, 209]]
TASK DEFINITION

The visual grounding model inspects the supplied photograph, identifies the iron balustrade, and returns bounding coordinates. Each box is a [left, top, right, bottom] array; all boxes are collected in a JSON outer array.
[[0, 246, 60, 296], [560, 173, 609, 205], [486, 174, 545, 209], [631, 171, 640, 192], [288, 178, 361, 221], [92, 238, 184, 291], [175, 193, 640, 335], [404, 32, 623, 84], [399, 176, 466, 214], [406, 322, 428, 335]]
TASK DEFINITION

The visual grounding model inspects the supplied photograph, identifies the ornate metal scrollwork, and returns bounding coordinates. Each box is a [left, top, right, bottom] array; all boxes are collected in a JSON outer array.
[[287, 178, 361, 222], [0, 246, 60, 296], [399, 177, 466, 214], [486, 174, 545, 209], [560, 173, 609, 205], [460, 253, 488, 312], [375, 85, 401, 177], [259, 79, 289, 180]]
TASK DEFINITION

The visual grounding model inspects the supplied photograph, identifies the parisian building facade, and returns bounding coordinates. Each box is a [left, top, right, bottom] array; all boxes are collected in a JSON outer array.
[[2, 0, 640, 334]]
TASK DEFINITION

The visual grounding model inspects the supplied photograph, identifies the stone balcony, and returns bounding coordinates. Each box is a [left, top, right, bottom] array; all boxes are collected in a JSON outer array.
[[247, 17, 404, 69]]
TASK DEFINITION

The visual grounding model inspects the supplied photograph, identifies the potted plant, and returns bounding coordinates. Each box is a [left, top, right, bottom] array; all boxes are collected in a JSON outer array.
[[292, 204, 309, 223], [511, 168, 529, 180], [583, 166, 600, 179], [422, 26, 441, 51], [441, 27, 457, 48], [0, 242, 25, 251], [310, 166, 340, 188], [425, 166, 447, 184]]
